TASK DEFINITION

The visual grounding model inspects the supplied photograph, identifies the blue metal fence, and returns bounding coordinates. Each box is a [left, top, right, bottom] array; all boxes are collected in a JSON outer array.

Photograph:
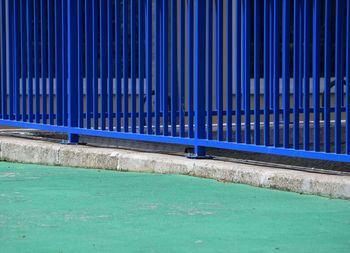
[[0, 0, 350, 162]]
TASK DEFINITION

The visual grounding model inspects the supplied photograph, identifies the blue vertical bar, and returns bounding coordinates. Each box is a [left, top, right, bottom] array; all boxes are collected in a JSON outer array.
[[34, 0, 40, 123], [303, 0, 310, 150], [299, 2, 303, 108], [269, 0, 274, 110], [0, 0, 1, 118], [0, 0, 6, 119], [187, 0, 193, 138], [160, 1, 163, 115], [162, 0, 168, 136], [48, 0, 54, 125], [77, 0, 83, 128], [138, 0, 145, 134], [20, 0, 27, 121], [13, 0, 20, 121], [159, 1, 164, 124], [92, 0, 98, 129], [263, 0, 270, 146], [293, 0, 300, 150], [206, 0, 212, 140], [170, 0, 177, 137], [0, 0, 2, 118], [108, 0, 114, 131], [179, 0, 185, 137], [254, 0, 260, 145], [323, 0, 330, 153], [194, 0, 206, 156], [244, 0, 251, 144], [55, 0, 62, 125], [155, 0, 161, 135], [216, 0, 223, 141], [145, 0, 152, 134], [100, 0, 107, 131], [67, 0, 78, 129], [335, 0, 343, 154], [41, 0, 47, 124], [123, 0, 129, 132], [0, 14, 1, 119], [85, 0, 92, 129], [346, 0, 350, 154], [131, 0, 136, 133], [62, 0, 68, 126], [9, 0, 14, 120], [273, 0, 280, 147], [242, 0, 245, 112], [282, 0, 290, 148], [312, 0, 320, 151], [0, 1, 1, 118], [8, 0, 13, 120], [226, 0, 232, 142], [342, 2, 346, 109], [235, 0, 242, 143], [84, 0, 93, 129], [115, 0, 122, 132]]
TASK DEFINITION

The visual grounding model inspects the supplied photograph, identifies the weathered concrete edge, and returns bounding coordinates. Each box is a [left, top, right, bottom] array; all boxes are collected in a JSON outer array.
[[1, 136, 350, 200]]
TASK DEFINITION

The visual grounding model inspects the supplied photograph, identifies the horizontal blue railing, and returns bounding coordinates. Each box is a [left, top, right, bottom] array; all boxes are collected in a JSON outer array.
[[0, 0, 350, 162]]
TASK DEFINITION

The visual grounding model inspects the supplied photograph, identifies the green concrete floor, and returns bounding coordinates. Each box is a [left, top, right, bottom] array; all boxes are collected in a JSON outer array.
[[0, 162, 350, 253]]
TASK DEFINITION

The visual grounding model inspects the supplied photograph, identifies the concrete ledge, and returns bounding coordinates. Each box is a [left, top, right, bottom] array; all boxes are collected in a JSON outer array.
[[0, 136, 350, 199]]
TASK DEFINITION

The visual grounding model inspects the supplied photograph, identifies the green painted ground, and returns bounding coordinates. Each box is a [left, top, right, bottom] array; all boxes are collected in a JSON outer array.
[[0, 162, 350, 253]]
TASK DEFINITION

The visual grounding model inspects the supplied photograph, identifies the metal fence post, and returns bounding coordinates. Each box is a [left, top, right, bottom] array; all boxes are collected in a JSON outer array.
[[192, 0, 206, 158], [0, 0, 7, 119], [67, 0, 79, 144]]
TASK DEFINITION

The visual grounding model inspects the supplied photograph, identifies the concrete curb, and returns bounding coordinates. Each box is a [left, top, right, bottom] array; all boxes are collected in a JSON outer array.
[[0, 136, 350, 199]]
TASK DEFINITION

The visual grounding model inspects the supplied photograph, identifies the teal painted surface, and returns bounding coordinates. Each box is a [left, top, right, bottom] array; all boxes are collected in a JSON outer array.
[[0, 161, 350, 253]]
